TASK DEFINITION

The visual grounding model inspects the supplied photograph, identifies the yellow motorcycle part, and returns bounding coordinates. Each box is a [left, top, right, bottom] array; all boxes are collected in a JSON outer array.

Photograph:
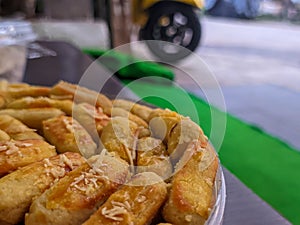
[[131, 0, 203, 26]]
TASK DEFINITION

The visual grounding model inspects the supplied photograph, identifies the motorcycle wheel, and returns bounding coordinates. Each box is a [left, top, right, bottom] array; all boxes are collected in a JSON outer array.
[[141, 2, 201, 62]]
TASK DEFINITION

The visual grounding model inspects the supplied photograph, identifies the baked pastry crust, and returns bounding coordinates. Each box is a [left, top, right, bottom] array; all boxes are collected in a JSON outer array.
[[136, 137, 172, 180], [0, 108, 65, 130], [0, 152, 85, 225], [0, 139, 57, 177], [25, 153, 129, 225], [0, 81, 219, 225], [162, 142, 218, 225], [82, 172, 167, 225], [7, 97, 74, 116], [0, 115, 43, 140], [72, 103, 110, 142], [42, 115, 97, 158], [100, 117, 138, 165]]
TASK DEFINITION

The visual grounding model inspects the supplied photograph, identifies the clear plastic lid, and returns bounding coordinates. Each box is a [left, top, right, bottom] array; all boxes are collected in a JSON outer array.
[[0, 20, 37, 46]]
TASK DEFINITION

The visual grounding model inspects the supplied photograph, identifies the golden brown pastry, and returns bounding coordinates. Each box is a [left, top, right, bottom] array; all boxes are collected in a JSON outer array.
[[148, 109, 181, 143], [0, 152, 85, 225], [0, 80, 219, 225], [100, 117, 138, 165], [0, 108, 65, 130], [82, 172, 167, 225], [43, 115, 97, 158], [0, 130, 10, 141], [7, 96, 74, 115], [162, 141, 219, 225], [0, 115, 43, 140], [137, 137, 172, 180], [6, 84, 50, 99], [25, 152, 130, 225], [50, 81, 112, 114], [0, 139, 57, 177], [167, 119, 208, 162], [73, 103, 110, 142], [113, 99, 153, 121], [110, 107, 148, 128], [148, 109, 208, 163], [138, 127, 151, 138]]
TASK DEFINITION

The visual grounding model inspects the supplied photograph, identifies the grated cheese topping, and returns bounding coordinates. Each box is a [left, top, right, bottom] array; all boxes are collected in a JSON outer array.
[[136, 195, 146, 203], [101, 200, 130, 221], [15, 142, 33, 148], [5, 142, 20, 155], [70, 151, 110, 194], [59, 154, 74, 170], [0, 145, 8, 152], [82, 104, 109, 120], [43, 154, 75, 184]]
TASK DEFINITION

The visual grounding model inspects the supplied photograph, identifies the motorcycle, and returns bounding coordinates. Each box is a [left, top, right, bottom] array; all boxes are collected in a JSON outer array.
[[131, 0, 204, 62]]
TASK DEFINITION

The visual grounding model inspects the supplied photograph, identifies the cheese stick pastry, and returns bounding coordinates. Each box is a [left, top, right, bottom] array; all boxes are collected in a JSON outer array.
[[43, 115, 97, 158], [0, 130, 10, 141], [113, 99, 152, 122], [73, 103, 110, 142], [82, 172, 167, 225], [100, 117, 138, 165], [0, 115, 43, 140], [148, 109, 181, 143], [138, 127, 151, 138], [167, 119, 208, 163], [0, 139, 57, 177], [7, 96, 74, 115], [0, 108, 65, 130], [137, 137, 172, 180], [162, 141, 219, 225], [25, 153, 130, 225], [0, 152, 85, 225], [6, 84, 50, 99], [110, 107, 148, 128], [50, 81, 112, 114]]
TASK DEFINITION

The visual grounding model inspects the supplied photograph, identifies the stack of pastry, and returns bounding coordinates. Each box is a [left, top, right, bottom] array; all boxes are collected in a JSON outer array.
[[0, 80, 219, 225]]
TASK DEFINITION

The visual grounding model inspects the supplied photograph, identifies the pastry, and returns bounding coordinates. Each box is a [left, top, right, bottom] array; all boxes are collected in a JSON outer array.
[[42, 115, 97, 158], [82, 172, 167, 225], [0, 139, 57, 177], [162, 141, 218, 225], [136, 137, 172, 180], [50, 81, 112, 114], [0, 115, 43, 140], [0, 108, 65, 129], [0, 152, 85, 225], [100, 117, 138, 165], [113, 99, 152, 121], [7, 96, 74, 115], [72, 103, 110, 142], [0, 81, 219, 225], [25, 152, 129, 225]]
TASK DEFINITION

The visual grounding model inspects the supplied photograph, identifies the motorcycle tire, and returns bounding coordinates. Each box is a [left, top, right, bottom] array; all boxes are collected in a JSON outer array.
[[142, 1, 201, 62]]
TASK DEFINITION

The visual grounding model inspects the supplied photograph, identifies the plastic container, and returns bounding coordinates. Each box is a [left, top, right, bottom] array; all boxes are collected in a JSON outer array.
[[205, 165, 226, 225], [0, 21, 37, 82]]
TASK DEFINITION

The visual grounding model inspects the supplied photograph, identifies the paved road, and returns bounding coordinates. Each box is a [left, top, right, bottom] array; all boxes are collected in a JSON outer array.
[[178, 17, 300, 149], [197, 17, 300, 91]]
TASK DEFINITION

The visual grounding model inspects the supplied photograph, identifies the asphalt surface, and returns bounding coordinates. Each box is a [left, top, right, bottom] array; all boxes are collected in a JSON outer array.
[[178, 17, 300, 150]]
